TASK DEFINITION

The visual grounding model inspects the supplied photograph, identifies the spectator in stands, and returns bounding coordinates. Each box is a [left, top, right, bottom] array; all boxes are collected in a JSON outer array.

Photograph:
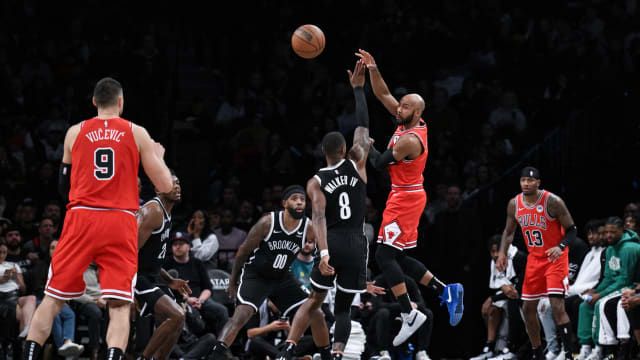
[[0, 242, 36, 339], [72, 263, 105, 360], [624, 214, 638, 233], [23, 216, 57, 264], [187, 209, 220, 266], [290, 237, 315, 291], [243, 300, 291, 359], [235, 200, 256, 232], [576, 217, 640, 360], [171, 302, 218, 360], [41, 200, 62, 230], [30, 240, 84, 357], [623, 202, 639, 219], [163, 231, 229, 334], [214, 208, 247, 272], [565, 219, 606, 336], [4, 226, 34, 289], [13, 199, 38, 241], [470, 235, 522, 360]]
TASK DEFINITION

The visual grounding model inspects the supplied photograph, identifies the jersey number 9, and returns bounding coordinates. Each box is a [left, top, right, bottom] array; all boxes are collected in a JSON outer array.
[[94, 148, 114, 180]]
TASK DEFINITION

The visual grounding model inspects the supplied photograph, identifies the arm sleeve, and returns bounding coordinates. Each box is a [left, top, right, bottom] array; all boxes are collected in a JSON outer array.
[[353, 87, 369, 128], [58, 163, 71, 201], [368, 146, 395, 171]]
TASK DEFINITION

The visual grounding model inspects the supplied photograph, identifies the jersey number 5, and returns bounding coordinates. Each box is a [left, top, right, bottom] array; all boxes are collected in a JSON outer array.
[[94, 148, 114, 180], [525, 229, 544, 247]]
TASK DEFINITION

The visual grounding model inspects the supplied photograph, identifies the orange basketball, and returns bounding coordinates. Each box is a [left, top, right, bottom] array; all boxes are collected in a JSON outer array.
[[291, 24, 325, 59]]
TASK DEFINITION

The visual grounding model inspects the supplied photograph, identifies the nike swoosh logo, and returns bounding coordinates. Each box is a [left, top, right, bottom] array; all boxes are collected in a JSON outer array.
[[407, 312, 417, 326], [518, 208, 525, 211], [447, 287, 452, 303], [273, 230, 282, 233]]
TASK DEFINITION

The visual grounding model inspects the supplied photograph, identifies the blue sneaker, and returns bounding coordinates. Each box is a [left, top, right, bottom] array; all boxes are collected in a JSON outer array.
[[439, 283, 464, 326]]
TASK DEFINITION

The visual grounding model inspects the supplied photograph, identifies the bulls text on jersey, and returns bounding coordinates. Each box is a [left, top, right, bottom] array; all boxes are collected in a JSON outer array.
[[517, 214, 548, 230]]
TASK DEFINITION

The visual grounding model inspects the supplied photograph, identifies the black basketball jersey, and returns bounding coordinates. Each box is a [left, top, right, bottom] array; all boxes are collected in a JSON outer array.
[[138, 197, 172, 275], [314, 159, 366, 233], [244, 211, 309, 279]]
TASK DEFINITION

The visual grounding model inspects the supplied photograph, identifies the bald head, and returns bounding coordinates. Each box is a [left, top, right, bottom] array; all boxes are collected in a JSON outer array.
[[396, 93, 425, 126], [402, 93, 425, 115]]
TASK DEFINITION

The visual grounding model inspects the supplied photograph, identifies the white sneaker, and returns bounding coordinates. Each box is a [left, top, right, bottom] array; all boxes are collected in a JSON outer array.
[[469, 347, 494, 360], [58, 342, 84, 357], [312, 353, 321, 360], [576, 346, 592, 360], [488, 348, 515, 360], [379, 350, 391, 360], [585, 346, 601, 360], [546, 352, 559, 360], [415, 350, 431, 360], [392, 309, 427, 346], [553, 352, 567, 360]]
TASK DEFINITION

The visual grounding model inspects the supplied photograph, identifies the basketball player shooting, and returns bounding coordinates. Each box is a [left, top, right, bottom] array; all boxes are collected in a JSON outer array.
[[356, 49, 464, 346]]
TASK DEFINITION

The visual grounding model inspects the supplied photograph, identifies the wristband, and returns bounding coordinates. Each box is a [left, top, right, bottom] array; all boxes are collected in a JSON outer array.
[[320, 249, 329, 258]]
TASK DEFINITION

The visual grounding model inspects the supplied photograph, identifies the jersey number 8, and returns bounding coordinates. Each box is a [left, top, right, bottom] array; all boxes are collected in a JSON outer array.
[[339, 192, 351, 220], [94, 147, 114, 180]]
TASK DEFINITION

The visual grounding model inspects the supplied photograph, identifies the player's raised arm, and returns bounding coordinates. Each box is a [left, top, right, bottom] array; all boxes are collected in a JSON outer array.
[[227, 214, 271, 300], [307, 177, 334, 276], [356, 49, 399, 116], [347, 60, 371, 182], [497, 198, 518, 272], [133, 124, 172, 193], [136, 202, 164, 249]]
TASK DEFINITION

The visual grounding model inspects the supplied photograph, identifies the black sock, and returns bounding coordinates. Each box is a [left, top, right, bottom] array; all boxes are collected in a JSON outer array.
[[106, 348, 124, 360], [532, 346, 544, 358], [320, 345, 331, 360], [23, 340, 41, 360], [397, 293, 412, 314], [428, 277, 445, 293], [213, 341, 228, 352], [557, 322, 572, 355], [486, 341, 496, 352]]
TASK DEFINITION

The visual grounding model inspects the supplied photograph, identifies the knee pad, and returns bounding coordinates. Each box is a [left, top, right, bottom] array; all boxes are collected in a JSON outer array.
[[375, 245, 404, 287], [397, 255, 428, 281]]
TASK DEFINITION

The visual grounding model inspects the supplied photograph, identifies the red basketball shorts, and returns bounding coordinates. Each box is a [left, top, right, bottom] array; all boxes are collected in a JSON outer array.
[[377, 189, 427, 250], [521, 251, 569, 301], [45, 207, 138, 302]]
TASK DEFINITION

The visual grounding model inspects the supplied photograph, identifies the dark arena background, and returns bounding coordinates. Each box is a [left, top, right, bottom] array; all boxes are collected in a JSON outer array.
[[0, 0, 639, 359]]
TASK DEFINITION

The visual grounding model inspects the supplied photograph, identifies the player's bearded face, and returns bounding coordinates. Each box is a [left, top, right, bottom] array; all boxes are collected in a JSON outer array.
[[396, 110, 414, 125], [287, 205, 304, 220], [520, 177, 539, 195]]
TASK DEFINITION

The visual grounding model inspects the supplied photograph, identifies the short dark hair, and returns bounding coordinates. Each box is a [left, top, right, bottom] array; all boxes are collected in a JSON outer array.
[[93, 77, 123, 108], [605, 216, 624, 228], [321, 131, 346, 158], [585, 218, 604, 233], [487, 234, 501, 250]]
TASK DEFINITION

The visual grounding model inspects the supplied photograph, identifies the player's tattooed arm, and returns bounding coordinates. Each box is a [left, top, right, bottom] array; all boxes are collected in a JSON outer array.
[[137, 201, 164, 249], [356, 49, 399, 117], [497, 198, 518, 272], [547, 194, 577, 255], [228, 214, 271, 298], [547, 194, 575, 229]]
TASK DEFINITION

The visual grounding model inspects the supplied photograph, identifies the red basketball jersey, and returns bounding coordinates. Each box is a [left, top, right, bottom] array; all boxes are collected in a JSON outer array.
[[387, 120, 428, 191], [515, 190, 565, 257], [68, 117, 140, 213]]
